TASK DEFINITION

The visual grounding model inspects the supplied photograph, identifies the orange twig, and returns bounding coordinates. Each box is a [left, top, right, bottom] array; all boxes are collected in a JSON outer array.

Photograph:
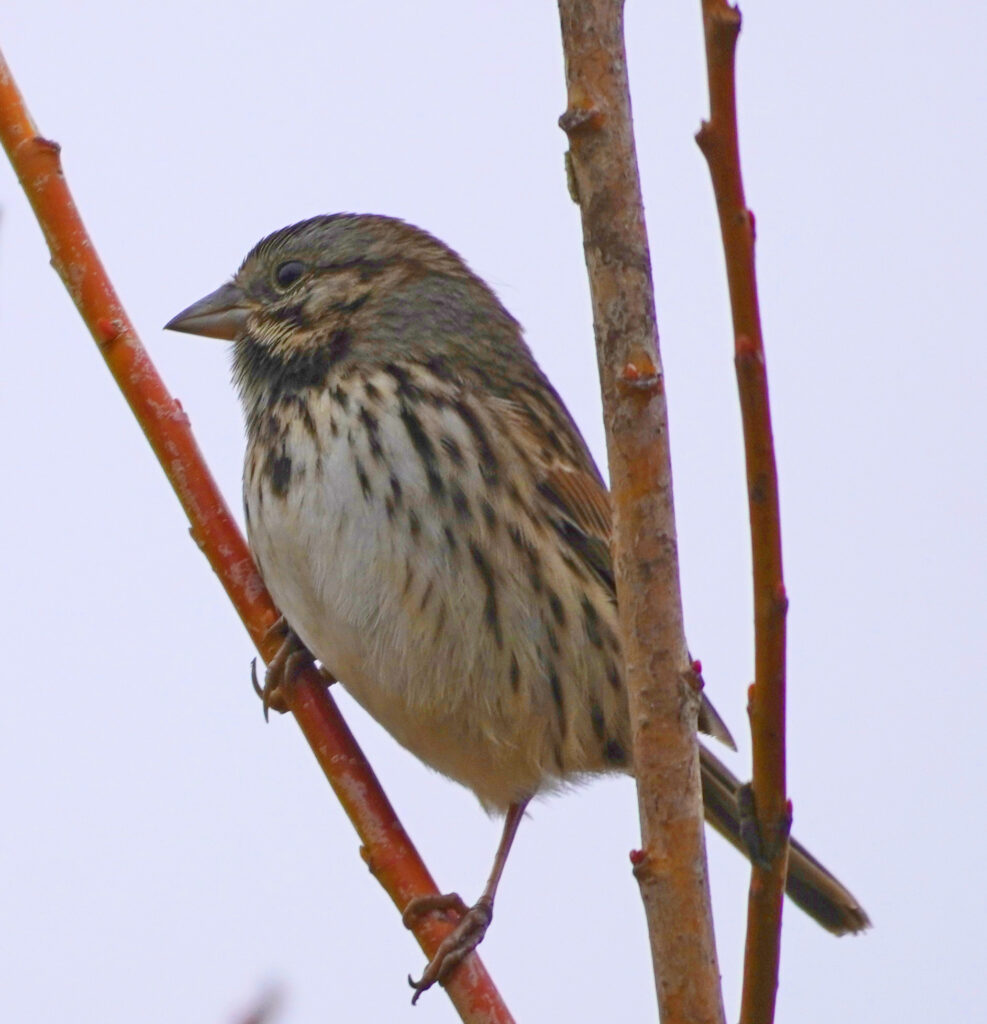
[[557, 3, 725, 1023], [695, 5, 790, 1023], [0, 45, 513, 1024]]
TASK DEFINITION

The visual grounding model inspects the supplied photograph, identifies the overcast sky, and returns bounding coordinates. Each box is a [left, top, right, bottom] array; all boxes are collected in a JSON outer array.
[[1, 3, 984, 1022]]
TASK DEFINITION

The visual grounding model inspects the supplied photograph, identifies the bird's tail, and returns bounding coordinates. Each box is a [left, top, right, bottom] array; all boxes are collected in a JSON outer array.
[[700, 745, 871, 935]]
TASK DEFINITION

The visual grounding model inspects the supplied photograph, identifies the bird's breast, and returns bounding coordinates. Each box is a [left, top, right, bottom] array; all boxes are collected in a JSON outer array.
[[241, 366, 630, 809]]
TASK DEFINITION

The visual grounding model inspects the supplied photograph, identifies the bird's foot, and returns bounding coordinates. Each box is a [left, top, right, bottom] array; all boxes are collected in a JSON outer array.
[[403, 893, 493, 1004], [250, 616, 315, 721]]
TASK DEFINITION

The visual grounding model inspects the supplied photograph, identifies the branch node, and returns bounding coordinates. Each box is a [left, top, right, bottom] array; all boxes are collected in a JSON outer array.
[[629, 847, 656, 884], [734, 333, 758, 359], [34, 134, 60, 155], [20, 133, 61, 165], [617, 358, 661, 394], [710, 2, 743, 37], [95, 316, 125, 347], [558, 105, 603, 135], [695, 120, 714, 155]]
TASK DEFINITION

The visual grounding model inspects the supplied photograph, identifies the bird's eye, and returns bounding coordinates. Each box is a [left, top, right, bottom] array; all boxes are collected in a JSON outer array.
[[274, 261, 306, 289]]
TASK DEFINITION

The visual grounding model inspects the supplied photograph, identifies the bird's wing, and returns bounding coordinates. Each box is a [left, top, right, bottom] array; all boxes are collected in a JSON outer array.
[[491, 394, 736, 751]]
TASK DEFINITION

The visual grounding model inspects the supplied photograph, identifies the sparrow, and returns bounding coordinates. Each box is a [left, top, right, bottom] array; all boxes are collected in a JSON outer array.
[[166, 214, 869, 999]]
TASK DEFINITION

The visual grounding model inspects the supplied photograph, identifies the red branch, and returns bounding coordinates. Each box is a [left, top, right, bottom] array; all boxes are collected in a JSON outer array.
[[0, 45, 513, 1024], [695, 5, 790, 1023], [557, 3, 725, 1023]]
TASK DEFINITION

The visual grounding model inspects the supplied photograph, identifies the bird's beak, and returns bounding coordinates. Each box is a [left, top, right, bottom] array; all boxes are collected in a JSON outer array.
[[164, 281, 250, 341]]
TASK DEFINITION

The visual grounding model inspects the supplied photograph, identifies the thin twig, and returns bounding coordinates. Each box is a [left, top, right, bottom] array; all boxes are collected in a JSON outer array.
[[695, 5, 790, 1023], [557, 4, 725, 1022], [0, 45, 514, 1024]]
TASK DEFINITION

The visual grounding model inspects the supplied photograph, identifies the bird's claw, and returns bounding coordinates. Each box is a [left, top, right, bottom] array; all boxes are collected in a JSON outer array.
[[404, 894, 493, 1004], [251, 616, 315, 721]]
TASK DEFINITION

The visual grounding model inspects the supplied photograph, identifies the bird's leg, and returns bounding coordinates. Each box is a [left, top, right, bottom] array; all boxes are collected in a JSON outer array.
[[404, 799, 529, 1004], [250, 616, 317, 721]]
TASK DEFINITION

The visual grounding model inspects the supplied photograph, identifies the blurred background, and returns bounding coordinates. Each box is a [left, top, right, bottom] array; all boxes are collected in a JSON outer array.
[[1, 2, 983, 1021]]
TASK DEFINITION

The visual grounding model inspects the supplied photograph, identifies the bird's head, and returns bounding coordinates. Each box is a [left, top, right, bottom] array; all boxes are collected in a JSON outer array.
[[166, 213, 522, 411]]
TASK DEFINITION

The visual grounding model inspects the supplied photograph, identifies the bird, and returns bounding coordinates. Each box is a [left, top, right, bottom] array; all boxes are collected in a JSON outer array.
[[166, 213, 869, 999]]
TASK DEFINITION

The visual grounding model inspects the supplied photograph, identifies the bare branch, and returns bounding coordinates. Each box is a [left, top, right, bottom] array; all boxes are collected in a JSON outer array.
[[557, 4, 725, 1022], [695, 5, 790, 1022]]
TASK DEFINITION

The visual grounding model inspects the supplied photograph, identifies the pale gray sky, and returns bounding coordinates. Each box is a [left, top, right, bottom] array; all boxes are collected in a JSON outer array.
[[1, 3, 984, 1022]]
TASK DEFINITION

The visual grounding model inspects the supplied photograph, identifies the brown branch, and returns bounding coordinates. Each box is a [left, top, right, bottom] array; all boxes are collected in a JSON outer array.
[[557, 4, 725, 1022], [695, 5, 790, 1024], [0, 45, 514, 1024]]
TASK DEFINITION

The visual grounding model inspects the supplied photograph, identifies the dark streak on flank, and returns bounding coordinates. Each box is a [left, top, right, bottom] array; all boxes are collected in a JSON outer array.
[[469, 542, 502, 647], [481, 500, 497, 529], [450, 484, 471, 519], [359, 406, 384, 461], [270, 453, 292, 498], [589, 700, 606, 740], [441, 435, 464, 466], [548, 589, 565, 626], [509, 653, 520, 692], [364, 378, 380, 401], [399, 404, 444, 496], [581, 595, 604, 649], [354, 457, 372, 501], [606, 661, 621, 691], [419, 579, 434, 613], [408, 509, 422, 541], [390, 474, 403, 508], [548, 668, 566, 734], [444, 525, 458, 554], [546, 627, 560, 655]]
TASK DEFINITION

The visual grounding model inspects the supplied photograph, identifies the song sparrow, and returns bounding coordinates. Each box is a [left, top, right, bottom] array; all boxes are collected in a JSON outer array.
[[166, 214, 869, 999]]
